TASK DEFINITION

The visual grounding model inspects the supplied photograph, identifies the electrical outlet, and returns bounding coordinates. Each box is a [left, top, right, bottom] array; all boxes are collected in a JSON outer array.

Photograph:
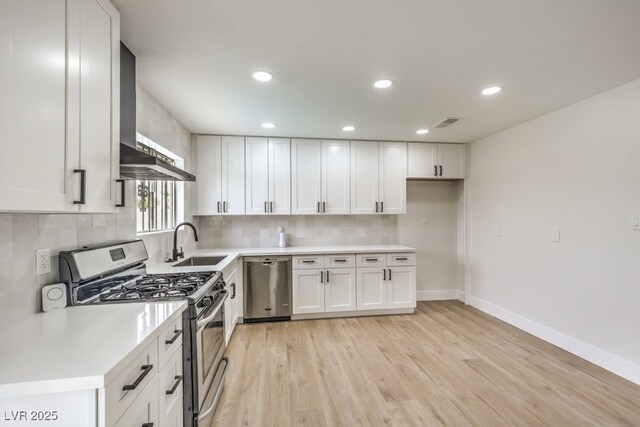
[[552, 229, 560, 243], [36, 248, 51, 275]]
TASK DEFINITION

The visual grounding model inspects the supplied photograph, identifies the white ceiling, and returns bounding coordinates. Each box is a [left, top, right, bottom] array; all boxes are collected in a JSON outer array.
[[112, 0, 640, 143]]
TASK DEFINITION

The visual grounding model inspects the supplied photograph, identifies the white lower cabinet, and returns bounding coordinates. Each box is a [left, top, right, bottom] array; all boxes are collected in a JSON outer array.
[[356, 253, 416, 311], [224, 263, 239, 344], [292, 252, 419, 316], [105, 315, 184, 427]]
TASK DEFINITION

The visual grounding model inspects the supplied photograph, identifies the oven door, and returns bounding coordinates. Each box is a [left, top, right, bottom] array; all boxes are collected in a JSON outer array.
[[195, 290, 228, 411]]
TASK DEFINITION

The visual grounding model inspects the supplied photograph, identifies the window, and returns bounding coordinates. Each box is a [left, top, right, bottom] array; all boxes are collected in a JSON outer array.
[[136, 133, 184, 234]]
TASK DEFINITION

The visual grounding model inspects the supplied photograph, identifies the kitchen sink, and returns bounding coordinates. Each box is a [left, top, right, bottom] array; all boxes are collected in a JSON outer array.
[[173, 255, 227, 267]]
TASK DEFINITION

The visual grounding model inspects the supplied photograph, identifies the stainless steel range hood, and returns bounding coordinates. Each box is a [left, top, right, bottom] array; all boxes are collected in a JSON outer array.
[[120, 144, 196, 181], [119, 43, 196, 182]]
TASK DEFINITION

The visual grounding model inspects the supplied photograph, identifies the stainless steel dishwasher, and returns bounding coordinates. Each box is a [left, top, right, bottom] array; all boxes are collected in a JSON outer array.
[[243, 256, 292, 322]]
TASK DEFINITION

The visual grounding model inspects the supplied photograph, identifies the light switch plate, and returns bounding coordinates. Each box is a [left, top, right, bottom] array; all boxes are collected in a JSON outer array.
[[552, 229, 560, 243]]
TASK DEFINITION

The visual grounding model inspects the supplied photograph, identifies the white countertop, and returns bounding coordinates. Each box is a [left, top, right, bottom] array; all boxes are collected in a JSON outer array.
[[146, 245, 416, 274], [0, 301, 186, 398]]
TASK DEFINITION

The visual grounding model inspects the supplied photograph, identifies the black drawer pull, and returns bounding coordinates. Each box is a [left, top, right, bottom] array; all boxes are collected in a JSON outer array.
[[396, 257, 408, 261], [123, 364, 153, 391], [334, 259, 347, 263], [302, 260, 316, 264], [142, 424, 153, 427], [231, 283, 236, 299], [165, 329, 182, 345], [73, 169, 86, 205], [166, 375, 183, 395], [365, 258, 378, 262], [116, 179, 126, 207]]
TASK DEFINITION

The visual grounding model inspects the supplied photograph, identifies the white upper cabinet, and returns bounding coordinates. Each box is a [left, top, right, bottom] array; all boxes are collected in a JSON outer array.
[[350, 141, 380, 214], [321, 140, 350, 214], [0, 0, 119, 213], [351, 141, 407, 214], [291, 139, 322, 215], [221, 136, 246, 215], [268, 138, 291, 214], [292, 139, 350, 215], [379, 142, 407, 214], [245, 137, 290, 215], [408, 143, 466, 179], [195, 135, 245, 215]]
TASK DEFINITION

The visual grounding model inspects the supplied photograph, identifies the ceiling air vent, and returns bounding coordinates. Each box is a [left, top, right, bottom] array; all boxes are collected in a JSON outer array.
[[434, 117, 462, 128]]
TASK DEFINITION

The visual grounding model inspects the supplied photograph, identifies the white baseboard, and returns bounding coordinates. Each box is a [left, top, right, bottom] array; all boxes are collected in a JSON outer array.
[[417, 290, 466, 302], [468, 296, 640, 386]]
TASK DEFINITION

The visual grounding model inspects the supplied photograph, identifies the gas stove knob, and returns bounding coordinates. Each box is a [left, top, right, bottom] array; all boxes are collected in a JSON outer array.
[[201, 296, 214, 307]]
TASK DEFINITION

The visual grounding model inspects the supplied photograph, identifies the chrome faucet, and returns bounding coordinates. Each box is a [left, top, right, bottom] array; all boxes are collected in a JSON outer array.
[[170, 222, 199, 262]]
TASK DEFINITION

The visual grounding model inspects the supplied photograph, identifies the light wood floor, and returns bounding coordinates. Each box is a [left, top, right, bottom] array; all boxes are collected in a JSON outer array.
[[213, 301, 640, 426]]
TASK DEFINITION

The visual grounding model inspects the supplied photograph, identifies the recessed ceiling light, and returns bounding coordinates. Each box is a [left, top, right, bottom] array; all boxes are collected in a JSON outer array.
[[481, 86, 502, 96], [373, 79, 393, 89], [416, 129, 429, 135], [262, 122, 276, 129], [342, 126, 355, 132], [252, 70, 273, 82]]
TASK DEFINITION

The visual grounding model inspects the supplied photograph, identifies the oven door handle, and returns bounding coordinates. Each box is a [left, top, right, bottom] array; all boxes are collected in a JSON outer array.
[[196, 290, 228, 330], [198, 357, 229, 423]]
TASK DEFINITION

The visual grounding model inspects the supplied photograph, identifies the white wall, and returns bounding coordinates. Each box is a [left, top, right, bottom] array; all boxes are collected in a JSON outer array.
[[468, 79, 640, 383], [399, 180, 463, 300]]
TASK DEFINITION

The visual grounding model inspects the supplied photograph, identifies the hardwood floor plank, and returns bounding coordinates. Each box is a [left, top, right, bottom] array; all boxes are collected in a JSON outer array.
[[213, 302, 640, 426]]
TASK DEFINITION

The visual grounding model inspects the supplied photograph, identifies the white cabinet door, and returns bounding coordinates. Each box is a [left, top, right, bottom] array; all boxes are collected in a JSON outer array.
[[324, 268, 356, 312], [159, 347, 183, 427], [350, 141, 379, 215], [75, 0, 119, 213], [245, 137, 269, 215], [438, 144, 466, 179], [291, 139, 322, 215], [322, 140, 350, 214], [387, 266, 416, 309], [195, 135, 222, 215], [379, 142, 407, 214], [221, 136, 245, 215], [224, 269, 238, 344], [113, 376, 159, 427], [408, 143, 438, 178], [0, 0, 74, 212], [268, 138, 291, 214], [292, 269, 325, 314], [356, 268, 387, 310]]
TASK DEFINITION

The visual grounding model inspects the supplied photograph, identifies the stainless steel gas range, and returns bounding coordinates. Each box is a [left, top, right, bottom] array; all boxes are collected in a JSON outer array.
[[58, 239, 228, 427]]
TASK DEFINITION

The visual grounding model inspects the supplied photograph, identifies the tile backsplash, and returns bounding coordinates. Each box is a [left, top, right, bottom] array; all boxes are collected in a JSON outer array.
[[195, 215, 399, 248]]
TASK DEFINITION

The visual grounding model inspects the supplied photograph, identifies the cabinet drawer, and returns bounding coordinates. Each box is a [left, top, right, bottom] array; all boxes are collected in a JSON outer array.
[[159, 345, 184, 426], [324, 254, 355, 268], [293, 255, 325, 269], [113, 375, 159, 427], [159, 317, 183, 369], [106, 339, 158, 424], [387, 253, 416, 267], [356, 253, 386, 267]]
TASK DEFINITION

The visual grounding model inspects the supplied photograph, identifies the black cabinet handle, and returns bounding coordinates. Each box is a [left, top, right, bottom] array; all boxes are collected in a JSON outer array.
[[123, 364, 153, 391], [323, 202, 326, 213], [439, 165, 443, 176], [317, 201, 320, 213], [73, 169, 86, 205], [320, 271, 324, 283], [383, 269, 386, 280], [389, 269, 392, 280], [231, 283, 236, 299], [264, 201, 268, 213], [434, 165, 438, 177], [396, 257, 408, 261], [334, 259, 347, 263], [326, 270, 330, 283], [142, 424, 153, 427], [380, 202, 384, 213], [217, 201, 221, 213], [365, 258, 378, 262], [375, 202, 379, 213], [116, 179, 125, 207], [223, 201, 227, 213], [165, 329, 182, 345], [302, 260, 316, 264], [165, 375, 183, 395], [270, 201, 273, 213]]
